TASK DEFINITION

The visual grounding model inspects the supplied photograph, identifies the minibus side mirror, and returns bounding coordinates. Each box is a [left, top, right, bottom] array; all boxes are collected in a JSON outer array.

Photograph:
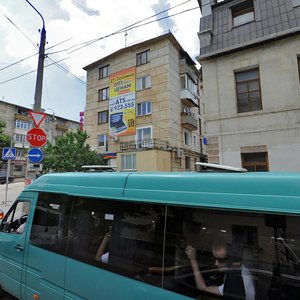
[[0, 209, 4, 220]]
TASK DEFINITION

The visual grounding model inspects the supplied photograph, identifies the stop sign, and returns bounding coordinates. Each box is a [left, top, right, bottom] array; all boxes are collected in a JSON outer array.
[[27, 128, 47, 147]]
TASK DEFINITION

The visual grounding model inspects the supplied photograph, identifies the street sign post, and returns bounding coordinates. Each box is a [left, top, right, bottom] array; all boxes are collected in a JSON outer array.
[[28, 148, 44, 163], [27, 128, 47, 147]]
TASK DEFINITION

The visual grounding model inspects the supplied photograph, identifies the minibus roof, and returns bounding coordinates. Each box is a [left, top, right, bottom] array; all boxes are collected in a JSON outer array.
[[25, 172, 300, 214]]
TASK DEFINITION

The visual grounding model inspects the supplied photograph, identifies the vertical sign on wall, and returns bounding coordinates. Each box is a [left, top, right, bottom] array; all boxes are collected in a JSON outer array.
[[109, 66, 136, 136]]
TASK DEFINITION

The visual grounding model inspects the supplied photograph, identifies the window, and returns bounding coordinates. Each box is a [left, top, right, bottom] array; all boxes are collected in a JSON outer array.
[[164, 206, 300, 299], [98, 111, 108, 124], [99, 65, 109, 79], [235, 68, 262, 113], [136, 126, 152, 148], [30, 193, 72, 255], [185, 156, 191, 170], [15, 134, 26, 143], [121, 154, 136, 170], [180, 74, 198, 95], [183, 130, 191, 147], [136, 75, 151, 91], [16, 150, 23, 157], [136, 50, 150, 66], [67, 197, 165, 287], [97, 134, 108, 152], [15, 120, 31, 130], [231, 0, 254, 27], [137, 101, 151, 116], [241, 152, 269, 171], [192, 134, 198, 151], [0, 201, 30, 233], [298, 57, 300, 82], [98, 87, 109, 101]]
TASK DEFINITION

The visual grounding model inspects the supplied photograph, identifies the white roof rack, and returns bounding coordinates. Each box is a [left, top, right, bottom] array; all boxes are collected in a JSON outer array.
[[81, 165, 117, 172], [195, 162, 247, 173]]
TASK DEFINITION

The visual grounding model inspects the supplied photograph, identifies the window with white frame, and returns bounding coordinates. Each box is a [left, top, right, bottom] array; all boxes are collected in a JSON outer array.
[[121, 154, 136, 170], [98, 111, 108, 124], [137, 127, 152, 147], [183, 130, 192, 147], [99, 65, 109, 79], [180, 74, 198, 95], [15, 120, 31, 130], [136, 50, 150, 66], [136, 75, 151, 91], [15, 134, 26, 143], [97, 134, 108, 152], [16, 150, 23, 157], [98, 87, 109, 101], [137, 101, 151, 116]]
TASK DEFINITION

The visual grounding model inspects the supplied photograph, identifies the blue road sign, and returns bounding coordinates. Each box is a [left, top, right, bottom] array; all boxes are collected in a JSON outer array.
[[28, 148, 44, 163], [2, 147, 16, 160]]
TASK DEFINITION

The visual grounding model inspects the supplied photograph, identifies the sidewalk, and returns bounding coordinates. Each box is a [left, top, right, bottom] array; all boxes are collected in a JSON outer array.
[[0, 181, 26, 214]]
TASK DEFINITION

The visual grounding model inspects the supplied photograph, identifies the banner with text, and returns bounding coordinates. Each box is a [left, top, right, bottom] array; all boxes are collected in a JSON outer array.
[[109, 67, 136, 136]]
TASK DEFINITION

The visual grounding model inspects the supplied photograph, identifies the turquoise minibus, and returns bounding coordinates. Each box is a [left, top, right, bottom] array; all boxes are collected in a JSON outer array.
[[0, 171, 300, 299]]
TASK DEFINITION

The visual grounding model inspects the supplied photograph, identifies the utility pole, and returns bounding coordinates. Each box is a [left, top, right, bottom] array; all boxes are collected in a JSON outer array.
[[26, 0, 46, 113], [25, 1, 46, 184]]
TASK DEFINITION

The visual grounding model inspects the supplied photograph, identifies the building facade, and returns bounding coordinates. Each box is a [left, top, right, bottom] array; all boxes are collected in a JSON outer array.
[[0, 100, 80, 177], [83, 33, 206, 172], [198, 0, 300, 171]]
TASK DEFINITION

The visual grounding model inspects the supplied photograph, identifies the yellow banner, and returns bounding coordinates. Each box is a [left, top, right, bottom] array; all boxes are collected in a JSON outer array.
[[109, 67, 136, 98], [109, 67, 136, 136]]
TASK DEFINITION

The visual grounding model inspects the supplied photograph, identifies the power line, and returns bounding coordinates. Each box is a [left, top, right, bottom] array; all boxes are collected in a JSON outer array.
[[0, 57, 69, 85], [0, 38, 72, 71], [1, 1, 199, 87]]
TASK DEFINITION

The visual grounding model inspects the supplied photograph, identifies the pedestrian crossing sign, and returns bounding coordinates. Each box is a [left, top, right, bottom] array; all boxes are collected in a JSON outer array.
[[2, 147, 16, 160]]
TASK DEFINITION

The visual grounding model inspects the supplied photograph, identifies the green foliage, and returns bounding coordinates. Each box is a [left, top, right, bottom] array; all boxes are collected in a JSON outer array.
[[0, 120, 12, 167], [43, 130, 105, 173]]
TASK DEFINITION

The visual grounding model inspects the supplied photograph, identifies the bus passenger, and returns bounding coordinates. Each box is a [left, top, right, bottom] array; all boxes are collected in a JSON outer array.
[[185, 239, 255, 299], [95, 229, 111, 264]]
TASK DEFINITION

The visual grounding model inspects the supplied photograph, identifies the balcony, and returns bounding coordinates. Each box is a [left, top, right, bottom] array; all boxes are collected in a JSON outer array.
[[120, 138, 169, 151], [181, 112, 198, 131], [56, 124, 68, 131], [14, 113, 31, 122], [180, 89, 199, 107]]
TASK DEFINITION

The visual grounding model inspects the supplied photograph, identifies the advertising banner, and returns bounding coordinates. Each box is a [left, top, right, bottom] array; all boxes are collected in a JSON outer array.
[[109, 67, 136, 136]]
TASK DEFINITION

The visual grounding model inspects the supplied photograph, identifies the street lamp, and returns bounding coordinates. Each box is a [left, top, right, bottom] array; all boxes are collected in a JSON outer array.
[[25, 0, 46, 113]]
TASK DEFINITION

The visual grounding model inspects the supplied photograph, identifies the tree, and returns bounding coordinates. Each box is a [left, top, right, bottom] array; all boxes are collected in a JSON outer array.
[[0, 120, 12, 168], [43, 131, 105, 173]]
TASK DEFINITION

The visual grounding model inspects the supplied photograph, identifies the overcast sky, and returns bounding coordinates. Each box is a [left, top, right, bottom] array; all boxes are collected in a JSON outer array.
[[0, 0, 201, 122]]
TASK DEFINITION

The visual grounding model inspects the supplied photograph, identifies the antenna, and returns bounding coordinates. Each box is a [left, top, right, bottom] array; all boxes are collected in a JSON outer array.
[[125, 31, 128, 47]]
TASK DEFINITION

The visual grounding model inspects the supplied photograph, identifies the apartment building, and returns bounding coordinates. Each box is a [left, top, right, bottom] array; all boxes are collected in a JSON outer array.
[[83, 32, 206, 172], [197, 0, 300, 171], [0, 100, 80, 177]]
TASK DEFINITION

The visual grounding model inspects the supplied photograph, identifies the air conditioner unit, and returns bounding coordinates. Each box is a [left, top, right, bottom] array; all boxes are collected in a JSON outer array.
[[176, 148, 184, 158]]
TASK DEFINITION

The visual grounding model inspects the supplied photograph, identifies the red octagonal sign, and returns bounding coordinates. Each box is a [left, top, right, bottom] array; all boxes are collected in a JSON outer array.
[[27, 128, 47, 147]]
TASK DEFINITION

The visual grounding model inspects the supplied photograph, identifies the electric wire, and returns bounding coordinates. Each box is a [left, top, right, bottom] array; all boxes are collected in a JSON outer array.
[[0, 1, 199, 87]]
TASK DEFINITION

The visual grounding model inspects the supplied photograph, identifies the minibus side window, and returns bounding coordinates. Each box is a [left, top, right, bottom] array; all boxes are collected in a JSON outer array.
[[164, 207, 300, 300], [30, 192, 72, 256], [0, 201, 30, 233], [67, 197, 166, 287]]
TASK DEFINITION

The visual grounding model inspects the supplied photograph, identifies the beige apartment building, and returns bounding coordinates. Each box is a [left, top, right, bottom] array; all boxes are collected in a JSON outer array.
[[83, 33, 206, 172], [0, 100, 80, 177], [198, 0, 300, 171]]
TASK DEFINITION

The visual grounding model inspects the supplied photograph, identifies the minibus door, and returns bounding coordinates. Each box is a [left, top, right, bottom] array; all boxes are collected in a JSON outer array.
[[0, 199, 31, 299]]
